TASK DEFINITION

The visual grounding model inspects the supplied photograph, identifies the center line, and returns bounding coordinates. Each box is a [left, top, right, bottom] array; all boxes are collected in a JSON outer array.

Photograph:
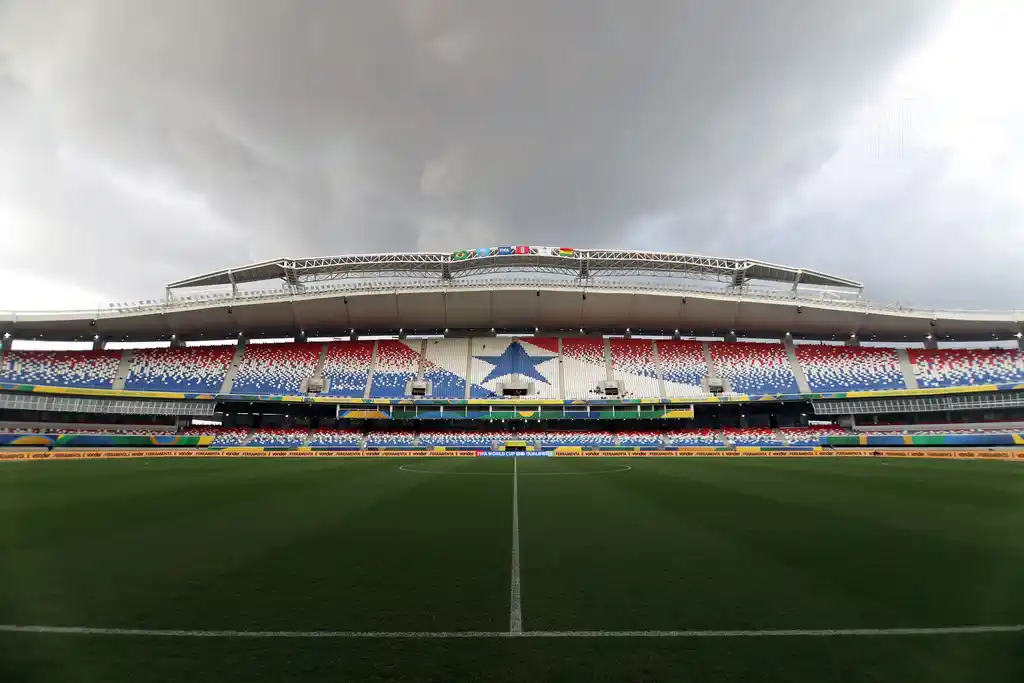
[[509, 456, 523, 634]]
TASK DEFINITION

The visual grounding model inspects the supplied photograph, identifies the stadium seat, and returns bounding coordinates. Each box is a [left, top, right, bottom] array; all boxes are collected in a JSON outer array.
[[422, 339, 491, 399], [231, 342, 322, 395], [248, 428, 309, 447], [365, 430, 416, 447], [609, 339, 660, 398], [657, 341, 711, 397], [182, 426, 250, 447], [321, 341, 374, 397], [780, 426, 848, 445], [418, 430, 503, 448], [795, 345, 905, 392], [308, 428, 363, 447], [519, 430, 616, 447], [469, 337, 561, 398], [616, 430, 663, 446], [1, 350, 120, 389], [908, 348, 1024, 388], [124, 346, 235, 392], [369, 341, 421, 398], [722, 427, 784, 446], [664, 428, 723, 446], [710, 342, 799, 394], [561, 339, 608, 399]]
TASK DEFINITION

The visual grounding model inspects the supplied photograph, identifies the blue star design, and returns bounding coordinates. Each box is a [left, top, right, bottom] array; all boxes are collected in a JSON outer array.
[[474, 342, 552, 385]]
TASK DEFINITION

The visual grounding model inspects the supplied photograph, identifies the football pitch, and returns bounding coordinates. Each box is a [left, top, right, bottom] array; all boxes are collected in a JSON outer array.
[[1, 455, 1023, 682]]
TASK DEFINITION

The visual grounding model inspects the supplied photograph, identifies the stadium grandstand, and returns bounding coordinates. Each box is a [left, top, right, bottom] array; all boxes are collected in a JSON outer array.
[[2, 246, 1024, 453]]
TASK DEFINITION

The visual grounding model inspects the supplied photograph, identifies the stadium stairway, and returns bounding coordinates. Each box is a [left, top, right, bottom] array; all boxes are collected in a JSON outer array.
[[218, 341, 247, 394], [112, 350, 133, 391], [651, 341, 668, 399], [363, 341, 379, 399], [556, 338, 566, 400], [896, 348, 920, 390], [781, 337, 812, 393], [313, 343, 329, 386]]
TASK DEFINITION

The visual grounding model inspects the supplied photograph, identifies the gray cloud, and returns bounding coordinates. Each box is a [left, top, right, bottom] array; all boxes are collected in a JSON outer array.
[[4, 0, 1019, 310]]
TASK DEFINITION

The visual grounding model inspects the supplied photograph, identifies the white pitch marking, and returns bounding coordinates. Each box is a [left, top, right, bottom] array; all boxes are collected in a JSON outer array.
[[1, 624, 1021, 639], [398, 464, 632, 476], [509, 456, 523, 634]]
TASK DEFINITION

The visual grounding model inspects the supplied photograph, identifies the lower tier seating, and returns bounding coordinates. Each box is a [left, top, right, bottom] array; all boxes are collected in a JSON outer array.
[[308, 428, 363, 447], [248, 428, 309, 447], [723, 427, 784, 446], [664, 429, 723, 446], [780, 426, 848, 445], [365, 430, 416, 447]]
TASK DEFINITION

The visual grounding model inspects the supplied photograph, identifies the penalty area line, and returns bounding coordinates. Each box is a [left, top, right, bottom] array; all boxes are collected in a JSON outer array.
[[1, 624, 1022, 639]]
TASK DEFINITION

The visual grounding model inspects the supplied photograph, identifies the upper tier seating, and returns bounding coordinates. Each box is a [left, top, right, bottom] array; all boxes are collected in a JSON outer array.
[[561, 339, 608, 399], [369, 341, 421, 398], [710, 343, 799, 394], [308, 428, 362, 447], [665, 429, 723, 446], [1, 350, 120, 389], [365, 430, 416, 447], [780, 426, 848, 445], [470, 338, 561, 399], [422, 339, 477, 399], [231, 342, 322, 395], [795, 345, 905, 392], [125, 347, 235, 392], [609, 339, 660, 398], [248, 428, 309, 447], [321, 341, 374, 397], [616, 430, 663, 446], [657, 341, 710, 397], [723, 427, 784, 446], [908, 349, 1024, 388], [520, 430, 616, 447], [12, 339, 1024, 398], [418, 430, 504, 447]]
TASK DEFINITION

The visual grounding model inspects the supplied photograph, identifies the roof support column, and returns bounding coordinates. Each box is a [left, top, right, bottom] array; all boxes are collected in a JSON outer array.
[[92, 336, 107, 351], [1019, 335, 1024, 351], [1, 334, 11, 353], [923, 336, 939, 350]]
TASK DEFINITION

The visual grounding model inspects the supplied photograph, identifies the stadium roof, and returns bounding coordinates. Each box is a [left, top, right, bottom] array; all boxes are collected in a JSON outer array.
[[2, 280, 1021, 344], [165, 248, 865, 291]]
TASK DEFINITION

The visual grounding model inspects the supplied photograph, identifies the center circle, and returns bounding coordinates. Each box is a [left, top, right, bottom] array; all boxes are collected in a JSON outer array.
[[398, 463, 632, 476]]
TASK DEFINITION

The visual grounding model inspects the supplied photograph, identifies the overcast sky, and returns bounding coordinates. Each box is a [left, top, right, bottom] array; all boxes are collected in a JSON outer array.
[[0, 0, 1021, 312]]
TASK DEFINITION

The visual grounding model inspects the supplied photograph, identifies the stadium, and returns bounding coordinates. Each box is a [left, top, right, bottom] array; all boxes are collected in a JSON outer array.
[[2, 247, 1024, 682]]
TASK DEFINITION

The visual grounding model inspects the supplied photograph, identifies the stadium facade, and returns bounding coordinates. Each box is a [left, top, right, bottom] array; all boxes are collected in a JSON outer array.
[[2, 247, 1024, 455]]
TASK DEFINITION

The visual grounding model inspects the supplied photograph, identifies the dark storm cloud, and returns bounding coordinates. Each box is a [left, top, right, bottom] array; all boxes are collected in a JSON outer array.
[[5, 0, 1017, 309]]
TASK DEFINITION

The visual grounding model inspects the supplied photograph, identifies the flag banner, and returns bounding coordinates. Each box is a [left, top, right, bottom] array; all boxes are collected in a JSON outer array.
[[476, 247, 491, 257], [452, 250, 475, 261], [515, 245, 531, 254], [558, 247, 575, 257], [497, 246, 514, 255]]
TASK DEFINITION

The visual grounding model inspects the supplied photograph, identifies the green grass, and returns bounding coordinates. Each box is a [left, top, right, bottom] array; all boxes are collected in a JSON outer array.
[[1, 456, 1023, 682]]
